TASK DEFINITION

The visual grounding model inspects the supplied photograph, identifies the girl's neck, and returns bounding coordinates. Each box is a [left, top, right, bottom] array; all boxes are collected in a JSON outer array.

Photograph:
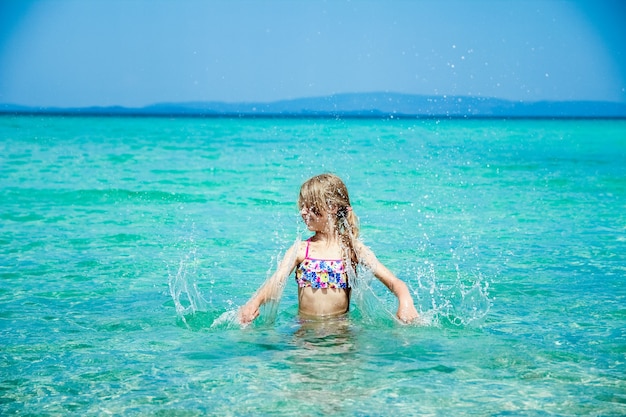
[[311, 229, 340, 244]]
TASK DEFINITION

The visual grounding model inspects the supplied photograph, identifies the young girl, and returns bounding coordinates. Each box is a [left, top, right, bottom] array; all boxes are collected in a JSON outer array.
[[239, 173, 419, 325]]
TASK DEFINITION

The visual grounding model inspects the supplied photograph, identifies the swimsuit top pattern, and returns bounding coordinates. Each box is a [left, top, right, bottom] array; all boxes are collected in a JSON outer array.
[[295, 239, 348, 289]]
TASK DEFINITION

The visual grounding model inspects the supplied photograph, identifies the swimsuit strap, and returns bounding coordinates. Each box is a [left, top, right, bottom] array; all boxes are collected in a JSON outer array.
[[304, 238, 311, 259]]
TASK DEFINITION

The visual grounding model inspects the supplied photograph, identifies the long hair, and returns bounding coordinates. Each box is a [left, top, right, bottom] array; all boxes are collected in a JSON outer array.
[[298, 173, 360, 272]]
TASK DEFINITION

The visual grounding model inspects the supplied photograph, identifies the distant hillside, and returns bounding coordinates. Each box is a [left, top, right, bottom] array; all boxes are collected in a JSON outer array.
[[2, 93, 625, 118]]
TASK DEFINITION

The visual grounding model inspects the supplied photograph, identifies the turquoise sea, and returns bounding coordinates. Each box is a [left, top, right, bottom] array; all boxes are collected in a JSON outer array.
[[1, 115, 625, 416]]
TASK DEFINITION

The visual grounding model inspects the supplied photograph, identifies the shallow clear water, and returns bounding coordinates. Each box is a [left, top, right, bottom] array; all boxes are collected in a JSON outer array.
[[1, 115, 625, 415]]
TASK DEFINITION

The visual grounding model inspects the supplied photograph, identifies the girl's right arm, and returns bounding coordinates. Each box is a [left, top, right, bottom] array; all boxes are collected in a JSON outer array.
[[239, 242, 302, 324]]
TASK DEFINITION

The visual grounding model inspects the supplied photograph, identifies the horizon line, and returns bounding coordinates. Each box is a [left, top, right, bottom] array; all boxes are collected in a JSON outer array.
[[1, 110, 625, 121], [2, 91, 626, 110]]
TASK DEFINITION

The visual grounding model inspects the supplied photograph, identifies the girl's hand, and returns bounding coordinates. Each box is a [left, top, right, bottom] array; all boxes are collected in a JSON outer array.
[[239, 302, 260, 325], [396, 301, 419, 324]]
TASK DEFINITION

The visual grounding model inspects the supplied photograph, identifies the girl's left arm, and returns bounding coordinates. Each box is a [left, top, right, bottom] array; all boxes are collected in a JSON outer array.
[[356, 242, 420, 323]]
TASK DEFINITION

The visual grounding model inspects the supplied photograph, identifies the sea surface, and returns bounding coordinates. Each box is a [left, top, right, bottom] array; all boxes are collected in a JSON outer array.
[[1, 115, 625, 416]]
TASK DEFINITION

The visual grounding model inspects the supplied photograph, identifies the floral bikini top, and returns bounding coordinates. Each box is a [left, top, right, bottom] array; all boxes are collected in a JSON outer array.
[[295, 239, 348, 289]]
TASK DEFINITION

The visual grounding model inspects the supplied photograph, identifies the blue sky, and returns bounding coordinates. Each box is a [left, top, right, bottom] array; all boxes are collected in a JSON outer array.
[[1, 0, 624, 107]]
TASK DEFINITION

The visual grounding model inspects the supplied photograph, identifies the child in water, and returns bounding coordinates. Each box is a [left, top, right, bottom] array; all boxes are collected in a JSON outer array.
[[239, 173, 419, 325]]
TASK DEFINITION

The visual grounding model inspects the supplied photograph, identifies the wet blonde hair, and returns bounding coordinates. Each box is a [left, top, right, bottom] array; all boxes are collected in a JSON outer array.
[[298, 173, 360, 270]]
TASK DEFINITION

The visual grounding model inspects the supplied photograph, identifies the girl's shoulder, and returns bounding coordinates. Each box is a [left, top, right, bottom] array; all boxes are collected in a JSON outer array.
[[353, 239, 369, 255], [353, 240, 377, 265], [296, 238, 309, 252], [290, 238, 310, 262]]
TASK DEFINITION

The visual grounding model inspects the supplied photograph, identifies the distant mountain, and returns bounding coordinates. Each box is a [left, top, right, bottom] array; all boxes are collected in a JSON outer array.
[[2, 93, 625, 118]]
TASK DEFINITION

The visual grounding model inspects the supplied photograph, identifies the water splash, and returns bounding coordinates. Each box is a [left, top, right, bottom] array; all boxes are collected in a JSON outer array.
[[167, 244, 246, 330], [348, 266, 396, 325], [210, 309, 240, 329], [237, 237, 300, 327], [414, 261, 492, 327], [166, 245, 208, 328], [167, 233, 299, 329], [168, 231, 491, 330]]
